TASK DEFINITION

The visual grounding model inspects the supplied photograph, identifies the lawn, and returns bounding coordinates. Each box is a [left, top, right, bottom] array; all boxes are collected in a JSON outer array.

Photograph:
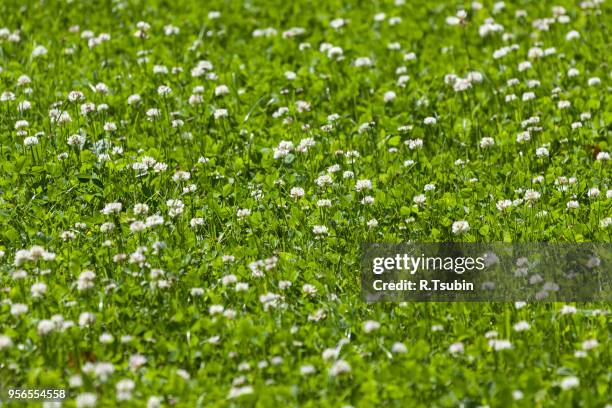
[[0, 0, 610, 406]]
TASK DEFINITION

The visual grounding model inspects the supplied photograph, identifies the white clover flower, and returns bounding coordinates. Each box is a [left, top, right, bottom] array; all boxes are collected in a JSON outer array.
[[153, 65, 168, 75], [77, 270, 96, 291], [488, 339, 512, 351], [480, 137, 495, 148], [75, 393, 97, 408], [23, 136, 39, 146], [146, 108, 160, 119], [317, 199, 332, 208], [215, 85, 230, 96], [303, 284, 317, 296], [329, 359, 351, 376], [524, 190, 540, 202], [558, 100, 571, 109], [79, 312, 96, 327], [587, 188, 600, 198], [37, 319, 55, 335], [514, 301, 527, 309], [397, 74, 410, 87], [189, 217, 204, 228], [363, 320, 380, 333], [300, 365, 316, 375], [129, 221, 146, 233], [101, 202, 122, 215], [522, 92, 535, 101], [527, 80, 540, 88], [453, 78, 471, 92], [536, 147, 549, 157], [10, 303, 28, 316], [518, 61, 532, 72], [188, 94, 203, 105], [513, 321, 530, 332], [313, 225, 328, 236], [127, 354, 147, 371], [0, 334, 13, 349], [559, 376, 579, 390], [31, 282, 47, 297], [355, 179, 372, 192], [17, 75, 31, 85], [413, 194, 426, 206], [77, 102, 95, 116], [66, 134, 86, 148], [163, 24, 179, 36], [528, 47, 543, 59], [172, 171, 191, 182], [446, 9, 467, 26], [99, 332, 114, 344], [281, 71, 297, 81], [575, 350, 587, 358], [566, 30, 580, 40], [560, 305, 577, 315], [566, 200, 579, 210], [358, 121, 374, 134], [272, 107, 289, 119], [485, 330, 498, 339], [156, 85, 172, 96], [213, 108, 228, 119], [588, 77, 601, 86], [259, 292, 280, 310], [496, 199, 512, 212], [1, 91, 16, 101], [354, 57, 373, 67], [103, 122, 117, 132], [228, 385, 254, 399], [383, 91, 396, 103], [360, 195, 374, 205], [449, 342, 464, 355], [273, 140, 294, 159], [294, 100, 311, 113], [289, 187, 305, 199], [17, 100, 31, 112], [188, 287, 204, 297], [116, 378, 135, 401], [68, 375, 83, 388], [406, 139, 423, 150], [166, 199, 184, 217], [582, 339, 599, 350], [444, 74, 458, 85], [452, 221, 470, 235], [391, 342, 407, 353], [237, 208, 251, 220], [15, 120, 29, 129], [32, 45, 48, 57]]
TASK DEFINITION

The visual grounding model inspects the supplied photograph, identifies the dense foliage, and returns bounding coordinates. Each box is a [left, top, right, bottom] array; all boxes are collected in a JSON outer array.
[[0, 0, 610, 406]]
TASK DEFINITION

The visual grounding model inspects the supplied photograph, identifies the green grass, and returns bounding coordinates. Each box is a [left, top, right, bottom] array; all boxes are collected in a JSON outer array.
[[0, 0, 610, 406]]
